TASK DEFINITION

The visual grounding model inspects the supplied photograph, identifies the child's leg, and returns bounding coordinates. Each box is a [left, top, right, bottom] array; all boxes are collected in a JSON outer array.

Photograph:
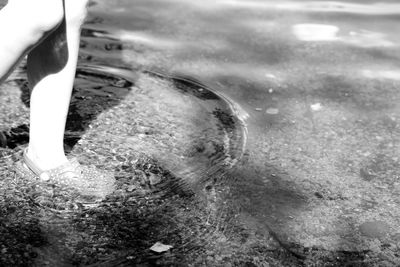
[[26, 0, 89, 171], [0, 0, 64, 83]]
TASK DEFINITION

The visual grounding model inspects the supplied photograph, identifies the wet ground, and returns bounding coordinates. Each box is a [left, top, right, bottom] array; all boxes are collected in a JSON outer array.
[[1, 0, 400, 266]]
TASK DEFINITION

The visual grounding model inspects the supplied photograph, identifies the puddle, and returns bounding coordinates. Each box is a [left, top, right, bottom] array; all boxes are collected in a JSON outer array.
[[1, 0, 400, 265], [0, 60, 251, 266], [69, 64, 248, 190]]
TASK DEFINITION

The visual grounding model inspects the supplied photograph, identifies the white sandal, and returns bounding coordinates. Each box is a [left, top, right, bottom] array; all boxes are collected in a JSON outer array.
[[16, 148, 115, 202]]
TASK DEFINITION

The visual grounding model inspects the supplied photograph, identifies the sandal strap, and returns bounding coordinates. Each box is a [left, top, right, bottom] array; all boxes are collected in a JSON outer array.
[[23, 148, 49, 181], [23, 149, 80, 182]]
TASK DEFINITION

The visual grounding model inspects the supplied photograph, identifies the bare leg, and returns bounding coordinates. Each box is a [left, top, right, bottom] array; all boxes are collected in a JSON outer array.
[[0, 0, 64, 83], [26, 0, 89, 171]]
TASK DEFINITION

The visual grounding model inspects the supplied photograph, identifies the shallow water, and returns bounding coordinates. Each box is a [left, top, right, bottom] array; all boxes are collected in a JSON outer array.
[[1, 0, 400, 265], [84, 0, 400, 264]]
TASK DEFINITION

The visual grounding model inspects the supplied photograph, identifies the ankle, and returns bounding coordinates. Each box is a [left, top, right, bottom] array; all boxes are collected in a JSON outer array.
[[25, 146, 69, 171]]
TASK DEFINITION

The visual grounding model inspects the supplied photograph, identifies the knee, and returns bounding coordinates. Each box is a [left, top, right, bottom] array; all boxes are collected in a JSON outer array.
[[9, 0, 64, 36], [64, 0, 90, 28]]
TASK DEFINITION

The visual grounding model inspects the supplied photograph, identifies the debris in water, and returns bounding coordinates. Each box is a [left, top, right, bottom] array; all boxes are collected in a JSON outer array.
[[255, 108, 263, 111], [268, 88, 274, 93], [150, 242, 173, 253], [266, 108, 279, 115]]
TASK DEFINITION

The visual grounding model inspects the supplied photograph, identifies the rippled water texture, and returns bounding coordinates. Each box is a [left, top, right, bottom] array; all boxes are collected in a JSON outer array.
[[1, 0, 400, 266]]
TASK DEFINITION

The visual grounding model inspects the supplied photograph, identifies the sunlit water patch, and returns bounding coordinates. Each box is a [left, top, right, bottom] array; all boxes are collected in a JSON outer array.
[[292, 24, 340, 42], [292, 24, 395, 47], [361, 69, 400, 81], [216, 0, 400, 15]]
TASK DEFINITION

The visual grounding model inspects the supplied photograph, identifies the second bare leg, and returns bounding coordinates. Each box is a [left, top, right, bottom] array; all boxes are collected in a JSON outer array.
[[26, 0, 89, 171]]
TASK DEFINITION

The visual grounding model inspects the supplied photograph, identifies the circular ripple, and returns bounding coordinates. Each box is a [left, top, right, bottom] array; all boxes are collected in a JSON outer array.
[[0, 62, 248, 265], [72, 64, 247, 195], [30, 64, 248, 265]]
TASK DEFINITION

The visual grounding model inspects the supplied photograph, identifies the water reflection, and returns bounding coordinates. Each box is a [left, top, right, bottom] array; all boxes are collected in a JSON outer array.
[[292, 24, 340, 41], [362, 69, 400, 81], [292, 23, 395, 47], [197, 0, 400, 15]]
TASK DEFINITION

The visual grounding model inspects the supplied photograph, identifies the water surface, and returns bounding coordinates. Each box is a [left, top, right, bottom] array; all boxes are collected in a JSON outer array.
[[1, 0, 400, 265]]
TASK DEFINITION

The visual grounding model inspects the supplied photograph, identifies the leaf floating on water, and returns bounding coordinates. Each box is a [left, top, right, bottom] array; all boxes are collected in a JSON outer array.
[[266, 108, 279, 115], [150, 242, 173, 253]]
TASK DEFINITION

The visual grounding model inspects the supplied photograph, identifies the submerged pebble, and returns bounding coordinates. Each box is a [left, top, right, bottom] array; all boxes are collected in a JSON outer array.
[[149, 173, 162, 185], [266, 108, 279, 115]]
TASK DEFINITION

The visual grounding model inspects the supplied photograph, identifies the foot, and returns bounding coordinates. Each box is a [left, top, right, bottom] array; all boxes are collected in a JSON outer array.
[[16, 148, 115, 202]]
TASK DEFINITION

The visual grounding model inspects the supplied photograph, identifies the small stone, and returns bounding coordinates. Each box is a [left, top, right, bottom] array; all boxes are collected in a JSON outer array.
[[127, 184, 137, 192], [215, 255, 223, 261], [363, 152, 371, 157], [266, 108, 279, 115], [392, 233, 400, 242], [115, 155, 126, 162], [149, 173, 162, 185], [39, 173, 50, 181], [360, 167, 376, 181], [314, 192, 324, 199], [359, 221, 390, 238]]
